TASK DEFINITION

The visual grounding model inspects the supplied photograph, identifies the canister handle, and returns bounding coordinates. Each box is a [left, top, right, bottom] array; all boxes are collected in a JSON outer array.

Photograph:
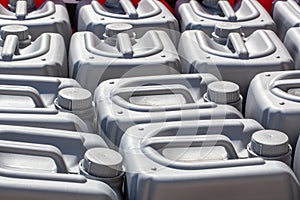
[[112, 84, 195, 103], [119, 0, 138, 18], [270, 79, 300, 102], [0, 84, 46, 108], [228, 32, 249, 58], [141, 134, 265, 170], [218, 0, 236, 21], [1, 35, 19, 61], [142, 134, 239, 159], [0, 140, 68, 173], [15, 0, 27, 20]]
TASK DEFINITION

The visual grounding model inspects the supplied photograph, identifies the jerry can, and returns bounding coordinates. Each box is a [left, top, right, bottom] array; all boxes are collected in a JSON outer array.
[[94, 73, 243, 148], [76, 0, 179, 45], [0, 74, 96, 133], [178, 25, 294, 97], [246, 71, 300, 149], [0, 125, 124, 200], [69, 24, 181, 93], [0, 25, 67, 77], [294, 136, 300, 182], [120, 119, 299, 200], [284, 27, 300, 69], [0, 0, 72, 48], [273, 0, 300, 40], [175, 0, 275, 36]]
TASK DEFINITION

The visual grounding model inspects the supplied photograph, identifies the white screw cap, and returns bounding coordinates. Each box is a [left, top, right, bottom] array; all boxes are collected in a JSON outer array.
[[250, 130, 290, 157], [82, 148, 123, 178], [0, 25, 29, 41], [105, 23, 133, 37], [57, 87, 93, 111], [207, 81, 241, 104], [213, 23, 242, 38]]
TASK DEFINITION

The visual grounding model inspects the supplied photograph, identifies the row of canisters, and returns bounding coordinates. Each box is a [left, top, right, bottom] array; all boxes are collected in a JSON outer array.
[[0, 0, 300, 200]]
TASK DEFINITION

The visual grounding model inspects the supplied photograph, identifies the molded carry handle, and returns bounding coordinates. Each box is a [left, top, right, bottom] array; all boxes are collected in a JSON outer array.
[[218, 0, 236, 21], [140, 134, 264, 170], [119, 0, 138, 18], [0, 140, 68, 173], [0, 84, 46, 108], [1, 35, 19, 61], [270, 78, 300, 102], [15, 0, 28, 20], [117, 33, 133, 58], [228, 32, 249, 58], [142, 134, 239, 159], [113, 84, 195, 103]]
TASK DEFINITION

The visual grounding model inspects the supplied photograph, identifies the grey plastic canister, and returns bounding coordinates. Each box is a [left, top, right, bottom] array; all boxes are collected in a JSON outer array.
[[0, 0, 72, 48], [69, 26, 181, 93], [0, 25, 68, 77], [284, 27, 300, 69], [178, 26, 294, 97], [94, 73, 243, 149], [175, 0, 275, 36], [293, 136, 300, 182], [273, 0, 300, 40], [0, 125, 120, 200], [246, 71, 300, 149], [77, 0, 179, 45], [120, 119, 300, 200], [0, 74, 96, 133]]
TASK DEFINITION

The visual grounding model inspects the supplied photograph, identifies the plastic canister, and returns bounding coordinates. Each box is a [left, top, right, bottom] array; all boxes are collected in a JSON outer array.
[[94, 73, 243, 149], [119, 119, 300, 200], [175, 0, 275, 36], [273, 0, 300, 40], [178, 25, 294, 98], [0, 125, 120, 200], [0, 74, 95, 133], [245, 71, 300, 149], [0, 25, 67, 77], [69, 25, 180, 93], [76, 0, 179, 45], [0, 0, 72, 49]]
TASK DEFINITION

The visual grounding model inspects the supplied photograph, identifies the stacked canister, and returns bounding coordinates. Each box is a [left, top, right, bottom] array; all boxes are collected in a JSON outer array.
[[0, 0, 300, 200]]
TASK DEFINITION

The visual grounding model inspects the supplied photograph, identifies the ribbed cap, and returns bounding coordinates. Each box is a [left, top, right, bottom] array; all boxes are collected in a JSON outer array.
[[105, 23, 133, 37], [207, 81, 241, 104], [250, 130, 290, 157], [57, 87, 93, 111], [0, 25, 29, 41], [213, 23, 242, 38], [288, 88, 300, 97], [82, 148, 123, 178]]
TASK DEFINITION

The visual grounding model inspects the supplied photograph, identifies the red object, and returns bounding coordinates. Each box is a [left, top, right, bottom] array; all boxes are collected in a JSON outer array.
[[0, 0, 9, 8], [35, 0, 45, 7], [258, 0, 273, 13]]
